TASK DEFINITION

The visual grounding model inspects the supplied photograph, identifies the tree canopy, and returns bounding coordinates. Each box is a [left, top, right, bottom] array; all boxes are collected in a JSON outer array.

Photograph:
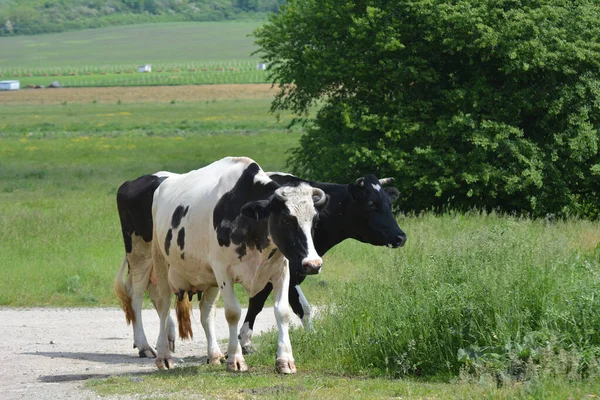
[[254, 0, 600, 217], [0, 0, 285, 36]]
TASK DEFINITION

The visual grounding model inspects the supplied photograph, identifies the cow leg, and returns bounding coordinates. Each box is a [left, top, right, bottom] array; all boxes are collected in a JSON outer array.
[[213, 267, 247, 372], [272, 258, 296, 374], [199, 286, 224, 365], [147, 282, 176, 352], [293, 285, 313, 331], [126, 243, 158, 358], [151, 242, 175, 370], [239, 282, 273, 354]]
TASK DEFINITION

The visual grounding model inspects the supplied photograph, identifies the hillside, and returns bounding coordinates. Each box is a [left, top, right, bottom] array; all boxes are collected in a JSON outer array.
[[0, 0, 280, 36]]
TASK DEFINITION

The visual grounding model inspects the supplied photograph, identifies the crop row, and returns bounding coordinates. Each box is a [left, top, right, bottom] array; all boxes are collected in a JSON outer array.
[[0, 60, 263, 78]]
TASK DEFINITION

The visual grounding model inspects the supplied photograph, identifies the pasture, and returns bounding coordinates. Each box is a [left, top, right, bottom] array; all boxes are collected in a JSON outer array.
[[2, 83, 600, 397], [0, 22, 268, 87]]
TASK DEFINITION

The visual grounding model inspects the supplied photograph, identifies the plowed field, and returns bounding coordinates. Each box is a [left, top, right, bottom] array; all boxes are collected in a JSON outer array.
[[0, 84, 279, 105]]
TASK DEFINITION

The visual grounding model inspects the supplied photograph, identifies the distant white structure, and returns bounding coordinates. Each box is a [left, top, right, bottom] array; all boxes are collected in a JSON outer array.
[[0, 80, 19, 90], [137, 64, 152, 73], [257, 63, 267, 71]]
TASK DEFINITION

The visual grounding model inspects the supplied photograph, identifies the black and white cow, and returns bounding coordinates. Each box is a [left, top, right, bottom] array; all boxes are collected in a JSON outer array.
[[237, 173, 406, 352], [146, 157, 327, 373], [114, 169, 405, 360]]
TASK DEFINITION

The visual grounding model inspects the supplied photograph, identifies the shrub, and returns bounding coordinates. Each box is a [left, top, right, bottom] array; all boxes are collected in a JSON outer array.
[[255, 0, 600, 217]]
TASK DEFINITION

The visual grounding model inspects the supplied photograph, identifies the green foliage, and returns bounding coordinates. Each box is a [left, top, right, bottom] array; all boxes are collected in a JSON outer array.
[[255, 213, 600, 380], [255, 0, 600, 217], [0, 0, 282, 36]]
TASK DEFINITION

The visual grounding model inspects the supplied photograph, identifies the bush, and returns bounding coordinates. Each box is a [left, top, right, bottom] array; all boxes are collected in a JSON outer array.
[[255, 0, 600, 217]]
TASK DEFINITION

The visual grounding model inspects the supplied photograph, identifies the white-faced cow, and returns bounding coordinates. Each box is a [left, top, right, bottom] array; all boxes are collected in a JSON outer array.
[[236, 173, 406, 353], [147, 157, 327, 373]]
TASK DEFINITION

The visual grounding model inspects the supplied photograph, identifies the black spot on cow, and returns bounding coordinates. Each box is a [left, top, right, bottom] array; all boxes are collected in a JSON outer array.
[[213, 163, 277, 257], [180, 252, 185, 260], [236, 243, 247, 260], [117, 174, 169, 253], [165, 229, 173, 256], [222, 282, 226, 287], [171, 205, 189, 229], [177, 227, 185, 251]]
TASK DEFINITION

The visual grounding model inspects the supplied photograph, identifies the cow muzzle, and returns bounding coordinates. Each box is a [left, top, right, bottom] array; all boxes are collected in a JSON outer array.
[[301, 258, 323, 275], [388, 234, 407, 248]]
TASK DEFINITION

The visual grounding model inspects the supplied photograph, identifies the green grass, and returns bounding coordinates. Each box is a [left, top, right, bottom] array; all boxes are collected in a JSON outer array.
[[0, 22, 262, 69], [0, 97, 300, 307], [0, 99, 296, 137], [87, 363, 600, 399]]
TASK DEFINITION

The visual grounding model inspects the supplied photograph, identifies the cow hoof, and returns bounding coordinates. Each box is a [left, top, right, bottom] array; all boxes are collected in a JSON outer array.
[[226, 357, 248, 372], [276, 358, 297, 374], [208, 355, 225, 366], [169, 339, 175, 353], [155, 358, 175, 370], [138, 347, 157, 358], [241, 345, 254, 355]]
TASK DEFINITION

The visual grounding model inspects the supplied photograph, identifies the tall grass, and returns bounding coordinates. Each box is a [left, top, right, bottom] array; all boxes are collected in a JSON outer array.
[[253, 212, 600, 381]]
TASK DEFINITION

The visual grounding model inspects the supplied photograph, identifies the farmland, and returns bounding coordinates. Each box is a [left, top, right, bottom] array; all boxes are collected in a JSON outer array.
[[0, 22, 267, 87]]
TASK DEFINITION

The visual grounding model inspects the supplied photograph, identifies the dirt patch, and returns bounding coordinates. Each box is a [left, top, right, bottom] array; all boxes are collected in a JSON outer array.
[[0, 84, 280, 105], [0, 307, 287, 399]]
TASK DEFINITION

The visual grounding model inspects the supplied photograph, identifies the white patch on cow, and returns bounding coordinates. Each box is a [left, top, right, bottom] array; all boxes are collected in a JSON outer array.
[[267, 171, 295, 177], [278, 184, 322, 267], [296, 285, 314, 331], [253, 168, 273, 186], [371, 183, 382, 191], [239, 321, 253, 350]]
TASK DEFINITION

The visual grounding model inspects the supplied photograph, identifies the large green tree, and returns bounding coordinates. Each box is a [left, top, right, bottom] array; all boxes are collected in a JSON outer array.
[[255, 0, 600, 217]]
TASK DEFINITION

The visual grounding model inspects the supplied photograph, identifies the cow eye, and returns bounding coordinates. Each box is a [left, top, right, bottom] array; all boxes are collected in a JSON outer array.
[[367, 201, 376, 210]]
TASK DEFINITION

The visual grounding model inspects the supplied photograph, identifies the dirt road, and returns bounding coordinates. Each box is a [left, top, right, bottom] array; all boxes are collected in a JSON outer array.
[[0, 307, 282, 399]]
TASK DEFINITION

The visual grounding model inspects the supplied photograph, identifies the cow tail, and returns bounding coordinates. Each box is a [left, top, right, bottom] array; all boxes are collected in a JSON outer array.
[[114, 256, 135, 325], [176, 295, 194, 340]]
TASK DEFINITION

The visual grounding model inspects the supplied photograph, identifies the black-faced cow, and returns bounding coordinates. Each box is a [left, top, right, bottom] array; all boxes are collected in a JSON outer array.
[[236, 173, 406, 353], [148, 157, 328, 373]]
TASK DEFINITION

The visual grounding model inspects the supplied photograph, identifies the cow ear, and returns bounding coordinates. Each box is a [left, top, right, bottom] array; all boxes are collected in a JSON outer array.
[[241, 200, 272, 221], [384, 187, 400, 203], [314, 194, 330, 211]]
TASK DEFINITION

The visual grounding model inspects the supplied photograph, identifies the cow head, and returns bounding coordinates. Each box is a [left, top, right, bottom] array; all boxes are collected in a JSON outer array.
[[347, 174, 407, 248], [241, 183, 329, 275]]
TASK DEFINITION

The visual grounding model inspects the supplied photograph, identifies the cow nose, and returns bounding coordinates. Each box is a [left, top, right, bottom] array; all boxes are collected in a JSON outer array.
[[395, 234, 407, 248], [302, 258, 322, 275]]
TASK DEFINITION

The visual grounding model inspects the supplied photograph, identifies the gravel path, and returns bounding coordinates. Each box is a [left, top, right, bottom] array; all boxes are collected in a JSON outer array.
[[0, 307, 281, 399]]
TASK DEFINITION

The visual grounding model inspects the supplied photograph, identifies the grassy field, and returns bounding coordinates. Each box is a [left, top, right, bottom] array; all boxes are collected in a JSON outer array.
[[0, 22, 267, 87], [3, 84, 600, 397]]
